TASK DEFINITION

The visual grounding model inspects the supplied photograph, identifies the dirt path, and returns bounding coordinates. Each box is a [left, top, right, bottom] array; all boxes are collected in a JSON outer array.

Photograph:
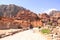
[[0, 29, 48, 40]]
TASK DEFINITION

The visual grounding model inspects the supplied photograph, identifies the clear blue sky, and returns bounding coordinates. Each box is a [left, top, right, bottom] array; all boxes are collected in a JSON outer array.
[[0, 0, 60, 13]]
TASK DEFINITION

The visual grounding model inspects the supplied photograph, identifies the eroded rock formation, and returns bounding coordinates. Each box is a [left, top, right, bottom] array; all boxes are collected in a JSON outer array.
[[0, 4, 60, 30]]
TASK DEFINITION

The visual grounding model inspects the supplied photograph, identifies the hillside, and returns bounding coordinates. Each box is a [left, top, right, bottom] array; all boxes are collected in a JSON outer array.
[[0, 4, 39, 20], [0, 4, 40, 29], [0, 4, 26, 17], [0, 4, 60, 29]]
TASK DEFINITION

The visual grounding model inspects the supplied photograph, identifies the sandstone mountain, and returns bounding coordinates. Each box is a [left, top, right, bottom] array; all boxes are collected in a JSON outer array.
[[49, 10, 60, 26], [0, 4, 39, 21], [16, 10, 39, 21], [0, 4, 40, 29], [49, 10, 60, 18], [0, 4, 25, 17], [0, 4, 60, 30]]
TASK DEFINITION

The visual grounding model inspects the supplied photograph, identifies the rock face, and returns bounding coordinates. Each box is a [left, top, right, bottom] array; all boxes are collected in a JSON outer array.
[[0, 4, 42, 29], [0, 4, 25, 18], [49, 10, 60, 26], [0, 4, 60, 29], [38, 11, 60, 26], [31, 20, 43, 27], [50, 10, 60, 18], [16, 10, 39, 21], [38, 13, 50, 26]]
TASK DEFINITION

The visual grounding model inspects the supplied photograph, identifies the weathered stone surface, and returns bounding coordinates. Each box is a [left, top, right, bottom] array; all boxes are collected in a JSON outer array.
[[50, 10, 60, 18], [0, 4, 42, 29], [49, 10, 60, 26], [38, 13, 50, 26], [0, 4, 25, 18], [16, 10, 39, 21], [31, 20, 43, 27], [0, 4, 60, 29]]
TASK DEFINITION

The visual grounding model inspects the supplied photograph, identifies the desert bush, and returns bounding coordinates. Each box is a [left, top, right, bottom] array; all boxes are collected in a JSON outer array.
[[41, 29, 51, 34]]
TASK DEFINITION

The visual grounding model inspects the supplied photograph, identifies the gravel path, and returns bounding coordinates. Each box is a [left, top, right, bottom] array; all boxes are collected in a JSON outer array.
[[0, 29, 47, 40]]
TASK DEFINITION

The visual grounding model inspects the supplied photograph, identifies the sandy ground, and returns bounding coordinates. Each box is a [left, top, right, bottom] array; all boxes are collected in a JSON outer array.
[[0, 29, 48, 40], [0, 29, 22, 34], [0, 29, 22, 38]]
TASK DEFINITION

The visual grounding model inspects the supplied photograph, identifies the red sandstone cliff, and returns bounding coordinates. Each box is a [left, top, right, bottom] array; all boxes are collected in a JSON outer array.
[[0, 4, 60, 30]]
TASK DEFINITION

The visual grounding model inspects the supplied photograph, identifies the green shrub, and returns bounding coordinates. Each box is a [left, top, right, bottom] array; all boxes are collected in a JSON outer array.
[[41, 29, 51, 34]]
